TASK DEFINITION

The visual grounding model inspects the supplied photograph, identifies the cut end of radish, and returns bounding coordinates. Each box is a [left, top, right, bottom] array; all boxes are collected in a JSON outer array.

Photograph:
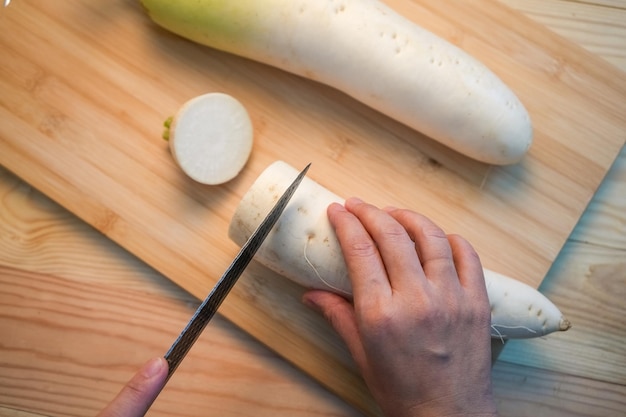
[[169, 92, 253, 185]]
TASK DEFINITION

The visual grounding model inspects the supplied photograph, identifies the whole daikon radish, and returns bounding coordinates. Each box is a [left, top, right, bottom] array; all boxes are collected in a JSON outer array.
[[228, 161, 571, 339], [141, 0, 533, 165]]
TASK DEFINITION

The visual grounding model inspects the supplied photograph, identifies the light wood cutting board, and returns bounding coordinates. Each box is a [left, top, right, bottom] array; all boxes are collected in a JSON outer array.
[[1, 0, 625, 415]]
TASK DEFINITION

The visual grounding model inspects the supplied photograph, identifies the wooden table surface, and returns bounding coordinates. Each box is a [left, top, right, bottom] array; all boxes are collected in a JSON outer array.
[[1, 1, 625, 416]]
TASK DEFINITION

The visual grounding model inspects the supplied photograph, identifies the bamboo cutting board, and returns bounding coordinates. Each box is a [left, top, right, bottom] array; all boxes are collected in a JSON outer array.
[[1, 0, 625, 415]]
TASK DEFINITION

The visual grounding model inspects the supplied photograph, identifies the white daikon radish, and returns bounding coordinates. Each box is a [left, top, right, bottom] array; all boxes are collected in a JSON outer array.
[[142, 0, 532, 165], [166, 92, 253, 185], [228, 161, 571, 339]]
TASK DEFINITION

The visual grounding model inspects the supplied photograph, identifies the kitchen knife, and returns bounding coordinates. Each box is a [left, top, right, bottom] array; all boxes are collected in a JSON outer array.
[[164, 163, 310, 381]]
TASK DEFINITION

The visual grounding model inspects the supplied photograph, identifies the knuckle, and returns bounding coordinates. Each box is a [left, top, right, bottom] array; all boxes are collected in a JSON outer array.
[[423, 222, 448, 241], [347, 239, 378, 259], [382, 223, 409, 242]]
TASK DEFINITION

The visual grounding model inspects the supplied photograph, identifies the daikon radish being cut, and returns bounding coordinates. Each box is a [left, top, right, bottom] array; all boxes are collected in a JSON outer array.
[[141, 0, 533, 165], [228, 161, 571, 339]]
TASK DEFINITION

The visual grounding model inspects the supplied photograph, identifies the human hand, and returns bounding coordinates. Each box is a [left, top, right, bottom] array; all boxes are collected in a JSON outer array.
[[97, 357, 168, 417], [303, 198, 497, 417]]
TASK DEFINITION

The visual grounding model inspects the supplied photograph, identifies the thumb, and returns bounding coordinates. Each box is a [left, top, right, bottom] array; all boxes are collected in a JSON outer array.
[[97, 357, 169, 417], [303, 290, 366, 365]]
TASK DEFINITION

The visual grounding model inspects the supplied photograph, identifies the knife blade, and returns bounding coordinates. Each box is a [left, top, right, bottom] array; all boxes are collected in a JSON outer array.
[[163, 163, 310, 381]]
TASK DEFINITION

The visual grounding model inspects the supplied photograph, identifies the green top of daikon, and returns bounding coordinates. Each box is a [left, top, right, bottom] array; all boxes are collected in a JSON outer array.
[[141, 0, 267, 52], [162, 116, 173, 141]]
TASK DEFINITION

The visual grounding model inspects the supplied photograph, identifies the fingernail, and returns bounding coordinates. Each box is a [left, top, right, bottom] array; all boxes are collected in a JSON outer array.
[[383, 206, 399, 214], [345, 197, 364, 210], [302, 293, 321, 312], [143, 357, 167, 378], [347, 197, 363, 204], [328, 201, 346, 212]]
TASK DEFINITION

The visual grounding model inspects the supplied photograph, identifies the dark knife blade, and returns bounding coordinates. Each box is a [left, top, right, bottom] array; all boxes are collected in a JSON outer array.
[[164, 163, 310, 381]]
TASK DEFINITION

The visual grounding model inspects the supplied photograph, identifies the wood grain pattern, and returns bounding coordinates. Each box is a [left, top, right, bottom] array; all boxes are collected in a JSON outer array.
[[503, 0, 626, 71], [0, 267, 361, 417], [1, 2, 625, 415], [2, 149, 625, 417], [498, 0, 626, 392], [0, 168, 361, 417], [1, 0, 624, 285], [492, 361, 626, 417], [495, 150, 626, 390]]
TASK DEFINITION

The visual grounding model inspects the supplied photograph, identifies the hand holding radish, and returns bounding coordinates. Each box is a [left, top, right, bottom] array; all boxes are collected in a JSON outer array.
[[303, 198, 497, 417], [98, 198, 499, 417], [229, 161, 571, 340]]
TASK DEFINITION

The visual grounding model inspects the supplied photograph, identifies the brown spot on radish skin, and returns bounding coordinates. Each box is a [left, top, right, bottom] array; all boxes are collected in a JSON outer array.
[[334, 3, 346, 13]]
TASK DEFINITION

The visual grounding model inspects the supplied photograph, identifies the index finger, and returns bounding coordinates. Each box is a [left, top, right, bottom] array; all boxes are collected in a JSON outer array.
[[344, 198, 426, 291], [327, 201, 391, 300]]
